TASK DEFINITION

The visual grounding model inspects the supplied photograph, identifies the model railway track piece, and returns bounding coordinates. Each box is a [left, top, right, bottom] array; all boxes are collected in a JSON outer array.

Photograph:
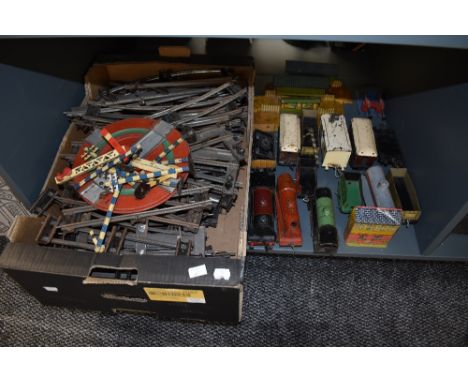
[[111, 76, 234, 94], [73, 144, 142, 190], [57, 200, 214, 231]]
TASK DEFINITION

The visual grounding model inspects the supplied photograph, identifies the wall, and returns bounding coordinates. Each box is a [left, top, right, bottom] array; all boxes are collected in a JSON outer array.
[[0, 37, 140, 205], [386, 83, 468, 254], [0, 63, 84, 205]]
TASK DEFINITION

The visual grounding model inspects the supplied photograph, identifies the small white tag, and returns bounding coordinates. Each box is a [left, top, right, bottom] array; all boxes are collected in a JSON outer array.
[[213, 268, 231, 281], [188, 264, 208, 279], [43, 286, 58, 292]]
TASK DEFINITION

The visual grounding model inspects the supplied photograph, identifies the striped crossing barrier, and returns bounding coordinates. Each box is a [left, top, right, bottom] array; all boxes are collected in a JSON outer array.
[[89, 230, 98, 246], [155, 137, 186, 163], [95, 183, 121, 253], [101, 128, 127, 155], [159, 157, 189, 165], [110, 166, 189, 186]]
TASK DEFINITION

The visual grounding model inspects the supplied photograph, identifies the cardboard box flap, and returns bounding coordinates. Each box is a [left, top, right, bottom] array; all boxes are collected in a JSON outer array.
[[0, 242, 93, 277], [0, 242, 245, 287]]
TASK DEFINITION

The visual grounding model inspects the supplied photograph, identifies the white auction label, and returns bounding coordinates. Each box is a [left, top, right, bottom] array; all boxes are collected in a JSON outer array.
[[213, 268, 231, 281], [188, 264, 208, 279]]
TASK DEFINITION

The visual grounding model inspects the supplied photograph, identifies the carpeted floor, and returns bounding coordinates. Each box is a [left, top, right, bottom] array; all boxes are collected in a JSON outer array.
[[0, 236, 467, 346]]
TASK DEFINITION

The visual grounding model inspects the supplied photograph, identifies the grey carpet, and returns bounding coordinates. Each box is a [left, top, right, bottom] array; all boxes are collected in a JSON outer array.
[[1, 236, 467, 346]]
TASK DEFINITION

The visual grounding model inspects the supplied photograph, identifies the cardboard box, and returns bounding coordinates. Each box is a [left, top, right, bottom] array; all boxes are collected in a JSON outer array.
[[345, 232, 395, 248], [0, 58, 255, 323], [345, 206, 402, 248]]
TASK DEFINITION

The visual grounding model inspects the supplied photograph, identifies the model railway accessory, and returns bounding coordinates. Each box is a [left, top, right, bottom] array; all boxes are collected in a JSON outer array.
[[55, 148, 123, 184], [296, 157, 317, 204], [71, 118, 190, 214], [326, 80, 353, 106], [360, 89, 385, 116], [276, 173, 302, 247], [94, 183, 121, 253], [313, 187, 338, 253], [320, 113, 352, 171], [101, 127, 127, 155], [316, 94, 336, 123], [253, 95, 280, 132], [301, 109, 320, 165], [279, 113, 301, 166], [131, 157, 184, 173], [350, 117, 377, 169], [247, 171, 276, 248], [252, 130, 276, 169], [374, 127, 405, 168], [366, 165, 395, 209], [280, 97, 321, 111], [73, 144, 142, 191], [357, 89, 386, 129], [338, 172, 364, 214], [109, 166, 189, 186], [252, 131, 275, 160], [386, 168, 421, 223], [81, 145, 99, 161], [345, 206, 402, 248]]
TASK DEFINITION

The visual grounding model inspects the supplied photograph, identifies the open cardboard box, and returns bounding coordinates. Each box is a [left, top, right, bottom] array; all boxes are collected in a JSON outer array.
[[0, 58, 255, 323]]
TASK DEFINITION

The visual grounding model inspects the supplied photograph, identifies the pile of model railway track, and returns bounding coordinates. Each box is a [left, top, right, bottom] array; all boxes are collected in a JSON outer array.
[[31, 69, 249, 257]]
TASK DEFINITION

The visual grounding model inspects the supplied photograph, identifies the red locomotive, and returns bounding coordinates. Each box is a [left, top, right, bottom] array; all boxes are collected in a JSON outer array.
[[247, 171, 276, 248], [276, 173, 303, 247]]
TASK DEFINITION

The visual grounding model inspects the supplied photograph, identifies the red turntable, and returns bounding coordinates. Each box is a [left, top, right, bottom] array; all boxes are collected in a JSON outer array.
[[72, 118, 190, 214]]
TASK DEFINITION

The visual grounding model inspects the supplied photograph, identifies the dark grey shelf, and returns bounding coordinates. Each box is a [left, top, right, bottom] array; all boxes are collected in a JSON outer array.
[[430, 234, 468, 259]]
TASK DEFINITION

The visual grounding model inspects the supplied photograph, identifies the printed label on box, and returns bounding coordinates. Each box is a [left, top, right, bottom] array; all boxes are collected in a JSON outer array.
[[143, 287, 206, 304], [349, 223, 399, 235], [345, 232, 393, 248]]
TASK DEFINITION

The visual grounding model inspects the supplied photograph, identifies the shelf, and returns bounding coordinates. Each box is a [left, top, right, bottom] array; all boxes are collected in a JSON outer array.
[[430, 234, 468, 259], [250, 165, 424, 259], [249, 163, 468, 261]]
